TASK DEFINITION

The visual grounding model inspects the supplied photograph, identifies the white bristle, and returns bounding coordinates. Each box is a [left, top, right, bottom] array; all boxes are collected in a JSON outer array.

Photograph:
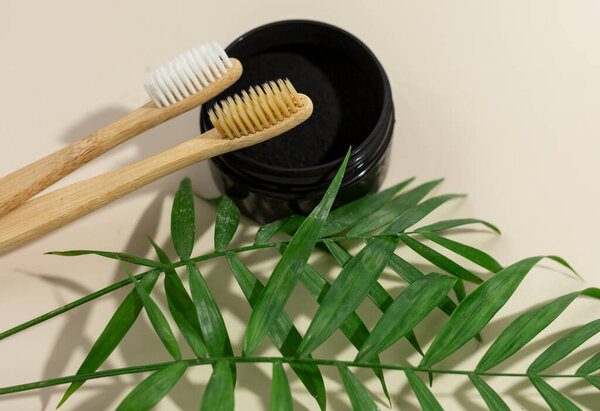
[[145, 41, 231, 107]]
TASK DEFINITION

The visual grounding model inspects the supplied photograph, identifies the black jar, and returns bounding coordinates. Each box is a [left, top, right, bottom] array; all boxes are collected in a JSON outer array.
[[200, 20, 395, 224]]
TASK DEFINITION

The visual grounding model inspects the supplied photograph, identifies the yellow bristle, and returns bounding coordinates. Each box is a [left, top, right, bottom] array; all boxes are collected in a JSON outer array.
[[208, 79, 303, 138]]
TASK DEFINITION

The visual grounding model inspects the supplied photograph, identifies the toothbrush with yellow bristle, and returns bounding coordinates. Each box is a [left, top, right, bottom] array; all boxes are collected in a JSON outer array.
[[0, 42, 243, 217], [0, 80, 313, 253]]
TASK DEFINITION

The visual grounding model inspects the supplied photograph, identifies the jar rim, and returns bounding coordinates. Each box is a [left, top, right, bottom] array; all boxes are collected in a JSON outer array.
[[200, 19, 394, 179]]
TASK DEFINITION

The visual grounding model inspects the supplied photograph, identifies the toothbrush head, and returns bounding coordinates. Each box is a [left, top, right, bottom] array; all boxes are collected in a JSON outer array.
[[208, 79, 311, 139], [144, 41, 233, 108]]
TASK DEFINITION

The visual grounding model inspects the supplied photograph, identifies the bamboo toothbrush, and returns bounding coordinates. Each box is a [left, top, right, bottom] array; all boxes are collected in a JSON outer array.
[[0, 80, 313, 253], [0, 42, 242, 216]]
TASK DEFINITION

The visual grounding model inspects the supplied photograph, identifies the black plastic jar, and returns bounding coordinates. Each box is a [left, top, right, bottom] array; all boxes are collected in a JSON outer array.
[[200, 20, 394, 224]]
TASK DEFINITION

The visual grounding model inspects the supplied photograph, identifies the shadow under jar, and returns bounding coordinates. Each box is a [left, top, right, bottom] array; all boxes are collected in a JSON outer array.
[[200, 20, 395, 224]]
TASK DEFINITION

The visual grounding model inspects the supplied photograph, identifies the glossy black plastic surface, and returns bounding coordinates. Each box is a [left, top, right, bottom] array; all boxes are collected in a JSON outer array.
[[200, 20, 395, 224]]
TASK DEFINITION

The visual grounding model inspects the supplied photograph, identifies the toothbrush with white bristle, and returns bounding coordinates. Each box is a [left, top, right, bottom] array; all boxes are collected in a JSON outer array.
[[0, 41, 242, 216], [0, 80, 313, 253]]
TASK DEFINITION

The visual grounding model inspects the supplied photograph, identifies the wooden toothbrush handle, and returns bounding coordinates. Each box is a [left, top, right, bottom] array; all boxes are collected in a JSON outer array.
[[0, 128, 226, 252], [0, 58, 243, 216], [0, 93, 313, 253]]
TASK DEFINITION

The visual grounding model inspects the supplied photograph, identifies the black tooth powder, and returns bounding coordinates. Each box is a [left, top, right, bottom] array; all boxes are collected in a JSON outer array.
[[200, 20, 395, 224]]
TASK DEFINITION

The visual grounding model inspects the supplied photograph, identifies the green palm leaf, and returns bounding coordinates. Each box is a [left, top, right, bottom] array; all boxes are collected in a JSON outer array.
[[421, 256, 551, 368], [384, 194, 465, 234], [214, 195, 240, 251], [338, 365, 379, 411], [322, 239, 423, 355], [271, 361, 293, 411], [254, 178, 414, 243], [529, 375, 582, 411], [243, 150, 350, 356], [388, 253, 459, 318], [468, 374, 510, 411], [48, 250, 161, 268], [149, 238, 207, 359], [320, 177, 415, 237], [120, 262, 180, 360], [405, 370, 443, 411], [188, 262, 235, 379], [295, 257, 392, 405], [418, 231, 503, 273], [347, 179, 443, 236], [577, 352, 600, 375], [529, 317, 600, 373], [57, 269, 160, 407], [399, 233, 483, 283], [199, 360, 234, 411], [171, 177, 195, 260], [297, 236, 398, 357], [356, 273, 456, 363], [415, 218, 500, 234], [586, 376, 600, 391], [226, 254, 326, 410], [478, 289, 600, 372], [116, 362, 186, 411], [254, 215, 306, 245]]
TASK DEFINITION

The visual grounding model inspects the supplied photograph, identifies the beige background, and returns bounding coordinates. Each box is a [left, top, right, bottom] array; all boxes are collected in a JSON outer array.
[[1, 1, 599, 409]]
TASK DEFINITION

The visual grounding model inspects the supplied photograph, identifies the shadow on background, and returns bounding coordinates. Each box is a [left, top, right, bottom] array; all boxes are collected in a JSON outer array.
[[11, 106, 596, 409]]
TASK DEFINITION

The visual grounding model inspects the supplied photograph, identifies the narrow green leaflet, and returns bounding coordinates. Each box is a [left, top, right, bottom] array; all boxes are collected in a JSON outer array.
[[188, 262, 235, 379], [254, 178, 415, 244], [48, 250, 161, 268], [171, 178, 195, 260], [120, 262, 180, 360], [298, 236, 398, 357], [356, 274, 456, 363], [468, 374, 510, 411], [199, 360, 234, 411], [418, 231, 503, 273], [529, 375, 582, 411], [320, 177, 415, 237], [338, 366, 379, 411], [116, 362, 187, 411], [57, 269, 160, 407], [187, 262, 232, 357], [149, 238, 207, 358], [577, 352, 600, 375], [400, 234, 483, 284], [271, 362, 293, 411], [254, 215, 296, 244], [415, 218, 501, 234], [347, 179, 443, 237], [384, 194, 465, 234], [214, 195, 240, 251], [388, 253, 426, 283], [295, 257, 392, 405], [404, 370, 443, 411], [226, 254, 326, 411], [322, 239, 423, 355], [421, 256, 547, 368], [528, 317, 600, 373], [254, 215, 299, 245], [243, 150, 350, 356], [388, 253, 458, 318], [477, 289, 600, 372], [586, 376, 600, 391], [547, 255, 582, 280]]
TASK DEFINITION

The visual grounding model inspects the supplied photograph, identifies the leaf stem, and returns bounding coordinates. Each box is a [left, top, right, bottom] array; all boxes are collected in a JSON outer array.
[[0, 232, 420, 341], [0, 356, 588, 396]]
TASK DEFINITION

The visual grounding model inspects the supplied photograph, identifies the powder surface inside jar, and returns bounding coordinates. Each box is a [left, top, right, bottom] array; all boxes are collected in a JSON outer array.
[[223, 44, 379, 168]]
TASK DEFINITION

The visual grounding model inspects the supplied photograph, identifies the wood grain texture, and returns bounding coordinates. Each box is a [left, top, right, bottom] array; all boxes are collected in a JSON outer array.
[[0, 94, 312, 254], [0, 58, 243, 217]]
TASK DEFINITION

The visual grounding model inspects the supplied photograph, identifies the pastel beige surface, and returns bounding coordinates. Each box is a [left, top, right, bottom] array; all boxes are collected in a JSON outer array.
[[0, 1, 598, 410]]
